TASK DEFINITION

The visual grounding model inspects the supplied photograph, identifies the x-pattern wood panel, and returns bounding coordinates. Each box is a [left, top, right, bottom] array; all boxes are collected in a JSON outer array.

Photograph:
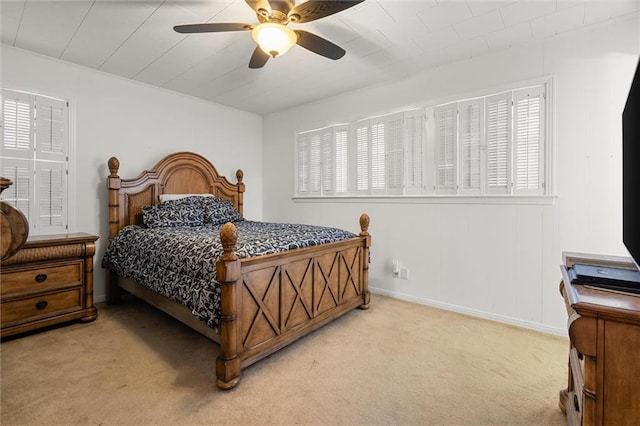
[[282, 259, 313, 330], [340, 247, 361, 301], [314, 248, 362, 314], [241, 267, 280, 350], [239, 247, 363, 351], [316, 253, 341, 315]]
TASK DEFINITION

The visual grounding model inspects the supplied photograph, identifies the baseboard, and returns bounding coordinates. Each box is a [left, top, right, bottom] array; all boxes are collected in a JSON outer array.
[[369, 286, 567, 337]]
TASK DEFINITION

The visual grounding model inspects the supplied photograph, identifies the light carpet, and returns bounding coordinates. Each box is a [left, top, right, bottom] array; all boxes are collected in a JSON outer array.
[[1, 294, 568, 425]]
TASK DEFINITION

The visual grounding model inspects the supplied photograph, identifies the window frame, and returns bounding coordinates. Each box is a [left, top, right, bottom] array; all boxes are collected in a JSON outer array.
[[293, 76, 553, 202], [296, 123, 350, 197], [1, 88, 74, 235]]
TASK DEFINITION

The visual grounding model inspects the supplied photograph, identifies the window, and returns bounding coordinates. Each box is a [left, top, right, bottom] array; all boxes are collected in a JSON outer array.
[[295, 80, 550, 198], [353, 115, 395, 194], [434, 86, 546, 195], [351, 111, 425, 195], [1, 89, 70, 235], [297, 124, 349, 196]]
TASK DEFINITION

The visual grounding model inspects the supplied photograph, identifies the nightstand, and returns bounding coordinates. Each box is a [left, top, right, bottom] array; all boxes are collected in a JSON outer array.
[[1, 233, 99, 338]]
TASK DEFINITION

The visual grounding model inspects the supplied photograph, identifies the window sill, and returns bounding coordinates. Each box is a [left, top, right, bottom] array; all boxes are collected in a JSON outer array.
[[292, 194, 558, 205]]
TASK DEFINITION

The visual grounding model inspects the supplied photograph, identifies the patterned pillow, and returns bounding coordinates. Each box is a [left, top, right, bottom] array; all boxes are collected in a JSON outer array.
[[142, 197, 204, 228], [200, 197, 244, 225]]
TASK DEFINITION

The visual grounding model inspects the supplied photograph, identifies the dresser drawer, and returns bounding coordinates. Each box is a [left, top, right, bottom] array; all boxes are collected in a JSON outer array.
[[1, 261, 83, 297], [1, 289, 83, 325]]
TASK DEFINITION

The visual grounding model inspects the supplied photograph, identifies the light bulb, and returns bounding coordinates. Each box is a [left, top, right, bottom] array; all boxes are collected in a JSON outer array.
[[251, 23, 297, 58]]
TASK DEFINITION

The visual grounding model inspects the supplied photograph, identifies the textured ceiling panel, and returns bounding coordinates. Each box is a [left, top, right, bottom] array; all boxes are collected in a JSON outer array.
[[1, 0, 638, 115], [14, 0, 94, 58]]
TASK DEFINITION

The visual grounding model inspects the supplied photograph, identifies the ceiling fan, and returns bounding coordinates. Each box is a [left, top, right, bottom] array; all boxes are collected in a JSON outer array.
[[174, 0, 364, 69]]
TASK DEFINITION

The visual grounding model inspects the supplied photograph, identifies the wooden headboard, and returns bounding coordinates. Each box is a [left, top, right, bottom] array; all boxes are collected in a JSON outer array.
[[106, 152, 244, 241]]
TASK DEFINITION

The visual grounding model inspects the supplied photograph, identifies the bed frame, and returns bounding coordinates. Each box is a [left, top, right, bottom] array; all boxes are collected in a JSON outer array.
[[105, 152, 371, 389]]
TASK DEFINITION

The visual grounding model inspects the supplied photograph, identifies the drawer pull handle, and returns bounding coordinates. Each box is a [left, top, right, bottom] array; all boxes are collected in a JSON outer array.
[[573, 393, 580, 412], [35, 274, 48, 283], [35, 300, 48, 310]]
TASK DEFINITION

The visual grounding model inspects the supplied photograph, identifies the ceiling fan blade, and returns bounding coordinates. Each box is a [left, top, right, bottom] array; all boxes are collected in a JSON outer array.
[[249, 46, 270, 69], [173, 23, 252, 34], [294, 30, 345, 60], [288, 0, 364, 24]]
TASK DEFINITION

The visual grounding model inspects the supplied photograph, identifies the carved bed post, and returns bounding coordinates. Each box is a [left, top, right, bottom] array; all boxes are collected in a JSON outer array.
[[216, 222, 242, 389], [235, 170, 245, 216], [359, 213, 371, 310], [106, 157, 122, 304]]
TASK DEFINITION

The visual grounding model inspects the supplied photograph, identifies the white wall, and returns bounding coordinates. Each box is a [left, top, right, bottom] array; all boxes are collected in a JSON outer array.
[[1, 45, 263, 302], [262, 15, 640, 334]]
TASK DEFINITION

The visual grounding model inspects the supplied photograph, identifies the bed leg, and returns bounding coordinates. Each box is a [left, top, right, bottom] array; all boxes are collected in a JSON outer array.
[[359, 213, 371, 310], [216, 223, 242, 390], [359, 293, 371, 310], [216, 358, 241, 390]]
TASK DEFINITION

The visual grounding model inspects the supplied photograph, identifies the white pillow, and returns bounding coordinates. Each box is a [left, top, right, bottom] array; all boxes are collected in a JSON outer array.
[[158, 193, 215, 203]]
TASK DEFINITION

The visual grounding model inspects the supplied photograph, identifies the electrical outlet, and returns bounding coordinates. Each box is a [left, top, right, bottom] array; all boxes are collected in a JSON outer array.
[[400, 267, 409, 280], [392, 260, 400, 277]]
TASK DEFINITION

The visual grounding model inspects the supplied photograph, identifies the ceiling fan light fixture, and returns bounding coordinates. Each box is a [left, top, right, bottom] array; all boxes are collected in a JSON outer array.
[[251, 23, 297, 58]]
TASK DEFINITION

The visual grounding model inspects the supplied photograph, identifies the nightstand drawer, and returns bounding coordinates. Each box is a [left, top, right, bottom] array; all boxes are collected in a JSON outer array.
[[1, 289, 83, 325], [1, 262, 83, 296]]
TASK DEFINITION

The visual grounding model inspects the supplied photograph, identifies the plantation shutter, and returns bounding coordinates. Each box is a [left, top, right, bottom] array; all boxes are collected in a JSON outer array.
[[2, 92, 33, 156], [294, 81, 548, 199], [1, 158, 33, 218], [404, 110, 425, 194], [459, 100, 483, 194], [485, 92, 512, 194], [435, 104, 457, 193], [297, 133, 310, 194], [297, 125, 351, 196], [320, 128, 333, 194], [355, 121, 369, 192], [1, 91, 34, 217], [1, 89, 69, 234], [309, 134, 321, 194], [35, 96, 67, 161], [513, 86, 544, 194], [384, 113, 404, 194], [34, 96, 68, 231], [36, 161, 67, 232], [334, 125, 349, 194], [370, 120, 385, 191]]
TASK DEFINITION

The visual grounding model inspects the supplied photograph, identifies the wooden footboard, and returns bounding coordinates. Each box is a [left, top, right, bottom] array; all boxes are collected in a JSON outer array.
[[105, 152, 370, 390], [215, 216, 371, 389]]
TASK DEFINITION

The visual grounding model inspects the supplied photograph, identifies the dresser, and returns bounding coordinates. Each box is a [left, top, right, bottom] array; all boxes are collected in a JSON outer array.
[[559, 253, 640, 425], [0, 233, 99, 338]]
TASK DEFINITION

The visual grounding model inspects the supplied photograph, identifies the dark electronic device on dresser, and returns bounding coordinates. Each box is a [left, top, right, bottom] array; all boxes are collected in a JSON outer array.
[[570, 263, 640, 294], [623, 57, 640, 271], [572, 58, 640, 294]]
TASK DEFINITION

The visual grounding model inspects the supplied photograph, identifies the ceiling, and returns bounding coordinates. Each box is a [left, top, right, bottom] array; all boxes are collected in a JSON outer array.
[[1, 0, 639, 115]]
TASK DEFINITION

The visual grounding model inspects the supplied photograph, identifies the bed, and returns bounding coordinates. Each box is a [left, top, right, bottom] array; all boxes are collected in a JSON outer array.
[[103, 152, 371, 389]]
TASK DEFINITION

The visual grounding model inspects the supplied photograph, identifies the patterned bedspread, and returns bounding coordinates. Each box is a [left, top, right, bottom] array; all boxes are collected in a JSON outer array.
[[102, 221, 356, 333]]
